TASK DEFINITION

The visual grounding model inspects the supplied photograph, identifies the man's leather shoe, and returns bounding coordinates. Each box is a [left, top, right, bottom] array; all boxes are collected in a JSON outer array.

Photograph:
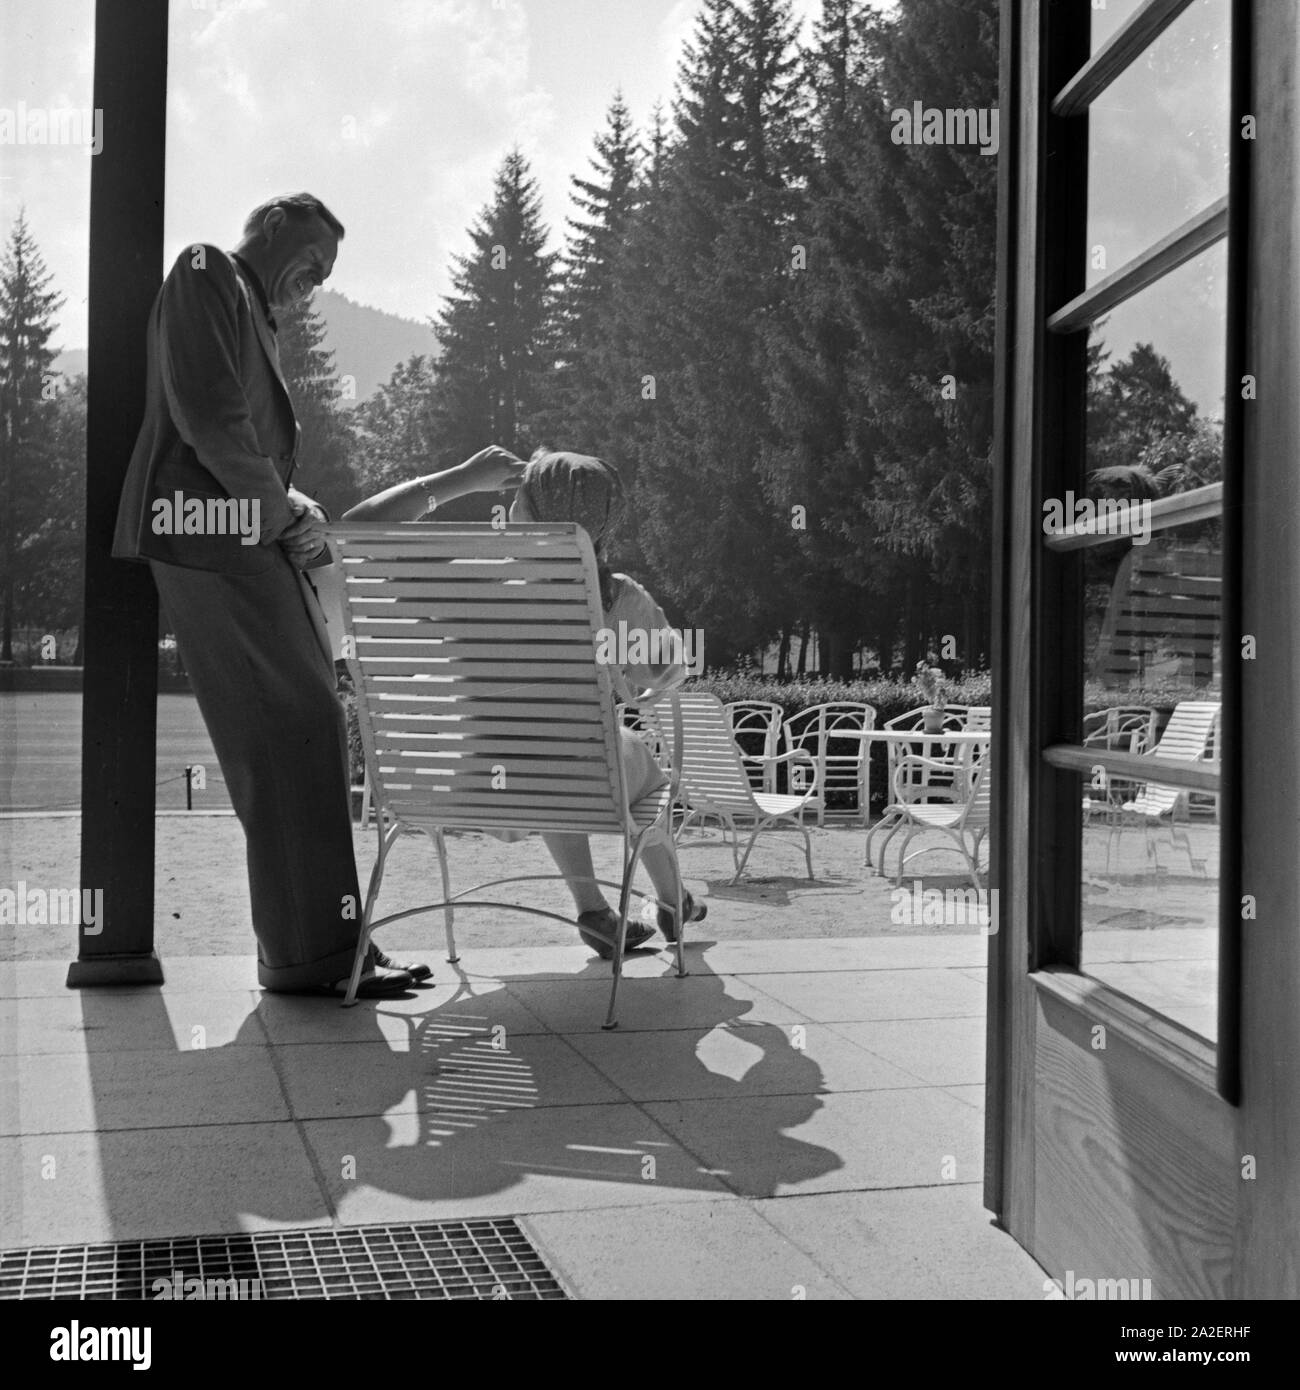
[[371, 947, 433, 982]]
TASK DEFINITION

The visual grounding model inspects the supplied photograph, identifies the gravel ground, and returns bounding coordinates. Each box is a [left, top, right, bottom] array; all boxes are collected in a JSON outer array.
[[3, 812, 997, 962]]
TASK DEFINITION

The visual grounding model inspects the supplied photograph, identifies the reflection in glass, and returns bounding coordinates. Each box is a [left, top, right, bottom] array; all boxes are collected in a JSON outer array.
[[1075, 234, 1225, 1040], [1086, 0, 1229, 285]]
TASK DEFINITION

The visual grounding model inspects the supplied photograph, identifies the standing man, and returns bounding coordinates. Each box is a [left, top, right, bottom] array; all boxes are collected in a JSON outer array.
[[114, 193, 423, 995]]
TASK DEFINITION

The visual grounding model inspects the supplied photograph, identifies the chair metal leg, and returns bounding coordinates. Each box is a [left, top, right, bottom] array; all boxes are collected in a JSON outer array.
[[893, 828, 921, 885], [865, 808, 900, 866], [732, 821, 765, 883], [433, 827, 457, 962], [604, 838, 650, 1031], [343, 818, 400, 1007], [873, 817, 906, 877]]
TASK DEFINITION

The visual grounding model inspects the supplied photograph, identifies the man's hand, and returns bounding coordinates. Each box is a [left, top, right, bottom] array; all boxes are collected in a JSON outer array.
[[277, 489, 329, 568]]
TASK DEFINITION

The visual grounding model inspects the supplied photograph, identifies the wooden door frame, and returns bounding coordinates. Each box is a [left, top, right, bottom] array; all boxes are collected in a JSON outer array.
[[983, 0, 1299, 1298]]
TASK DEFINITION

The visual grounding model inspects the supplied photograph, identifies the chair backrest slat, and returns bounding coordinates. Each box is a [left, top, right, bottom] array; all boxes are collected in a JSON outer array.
[[332, 522, 628, 833], [651, 692, 761, 809]]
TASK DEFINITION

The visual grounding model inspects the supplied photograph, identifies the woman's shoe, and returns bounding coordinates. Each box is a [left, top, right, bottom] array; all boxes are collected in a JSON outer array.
[[576, 907, 656, 960], [655, 890, 707, 943]]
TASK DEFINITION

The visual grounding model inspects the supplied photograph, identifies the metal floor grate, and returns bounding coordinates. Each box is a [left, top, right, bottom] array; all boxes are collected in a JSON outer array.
[[0, 1219, 569, 1300]]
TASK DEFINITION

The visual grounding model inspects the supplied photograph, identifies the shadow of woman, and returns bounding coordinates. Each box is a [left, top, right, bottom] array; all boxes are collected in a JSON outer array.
[[79, 951, 843, 1248]]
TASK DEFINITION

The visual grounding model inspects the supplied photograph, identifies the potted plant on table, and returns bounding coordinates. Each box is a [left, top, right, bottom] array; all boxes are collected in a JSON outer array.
[[914, 661, 947, 733]]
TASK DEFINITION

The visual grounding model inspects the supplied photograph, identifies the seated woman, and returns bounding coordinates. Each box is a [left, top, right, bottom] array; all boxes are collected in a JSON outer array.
[[342, 446, 707, 958]]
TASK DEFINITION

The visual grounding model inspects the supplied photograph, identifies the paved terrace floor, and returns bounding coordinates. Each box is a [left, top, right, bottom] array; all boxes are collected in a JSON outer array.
[[0, 815, 1219, 1298]]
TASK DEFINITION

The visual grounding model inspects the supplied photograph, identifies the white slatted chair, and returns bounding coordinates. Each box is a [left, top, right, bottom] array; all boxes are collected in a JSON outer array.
[[1112, 701, 1220, 875], [781, 702, 877, 826], [866, 705, 988, 869], [329, 521, 688, 1030], [1080, 705, 1157, 844], [885, 752, 992, 891], [648, 691, 820, 883], [724, 700, 786, 794]]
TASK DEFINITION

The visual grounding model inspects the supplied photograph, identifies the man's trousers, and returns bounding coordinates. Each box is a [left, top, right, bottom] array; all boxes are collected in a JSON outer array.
[[151, 554, 362, 989]]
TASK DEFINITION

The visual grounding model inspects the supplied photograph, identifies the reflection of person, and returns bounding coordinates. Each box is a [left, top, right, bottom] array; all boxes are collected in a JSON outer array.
[[344, 448, 707, 957], [112, 193, 419, 996]]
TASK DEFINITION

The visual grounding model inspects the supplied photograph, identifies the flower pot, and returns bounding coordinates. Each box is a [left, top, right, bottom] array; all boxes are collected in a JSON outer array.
[[921, 706, 946, 734]]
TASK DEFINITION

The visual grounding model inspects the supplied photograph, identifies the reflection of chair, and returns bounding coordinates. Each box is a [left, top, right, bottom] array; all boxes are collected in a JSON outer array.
[[1100, 701, 1220, 875], [781, 702, 876, 826], [332, 521, 687, 1030], [650, 692, 819, 883], [1081, 705, 1157, 832], [1083, 705, 1158, 754], [724, 700, 786, 794], [884, 756, 992, 891]]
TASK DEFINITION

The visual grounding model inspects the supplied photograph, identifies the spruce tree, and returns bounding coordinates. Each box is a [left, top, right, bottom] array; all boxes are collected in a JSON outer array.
[[834, 0, 1000, 669], [351, 354, 440, 499], [276, 295, 359, 517], [548, 93, 643, 470], [429, 151, 560, 470], [620, 0, 811, 662], [0, 211, 64, 662]]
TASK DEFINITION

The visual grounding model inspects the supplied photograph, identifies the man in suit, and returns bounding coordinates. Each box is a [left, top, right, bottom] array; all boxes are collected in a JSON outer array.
[[114, 193, 424, 995]]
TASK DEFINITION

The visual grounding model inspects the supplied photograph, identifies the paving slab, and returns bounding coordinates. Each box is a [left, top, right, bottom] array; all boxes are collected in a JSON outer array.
[[738, 967, 986, 1023], [0, 989, 264, 1055], [301, 1102, 733, 1224], [254, 979, 548, 1048], [274, 1033, 625, 1122], [524, 1200, 854, 1300], [0, 1123, 333, 1248], [692, 935, 990, 974], [503, 969, 812, 1035], [644, 1087, 985, 1198], [752, 1186, 1048, 1299], [568, 1022, 920, 1103], [830, 1016, 987, 1087], [1, 1048, 290, 1136]]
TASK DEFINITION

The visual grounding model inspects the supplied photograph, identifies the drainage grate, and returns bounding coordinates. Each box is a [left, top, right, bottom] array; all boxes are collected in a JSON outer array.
[[0, 1219, 569, 1300]]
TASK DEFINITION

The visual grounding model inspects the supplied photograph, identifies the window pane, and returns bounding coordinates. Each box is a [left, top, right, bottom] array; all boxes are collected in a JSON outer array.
[[1075, 749, 1220, 1041], [1077, 511, 1222, 1042], [1086, 0, 1230, 285], [1071, 229, 1226, 1042]]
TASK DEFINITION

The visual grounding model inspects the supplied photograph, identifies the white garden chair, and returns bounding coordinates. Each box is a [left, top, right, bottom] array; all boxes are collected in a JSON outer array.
[[780, 702, 877, 826], [649, 691, 820, 883], [1108, 701, 1220, 875], [866, 705, 988, 867], [329, 521, 688, 1030], [883, 754, 992, 892], [1080, 705, 1157, 839], [724, 700, 785, 793]]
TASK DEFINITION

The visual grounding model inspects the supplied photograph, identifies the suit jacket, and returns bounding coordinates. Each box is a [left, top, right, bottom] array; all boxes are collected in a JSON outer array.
[[113, 245, 302, 574]]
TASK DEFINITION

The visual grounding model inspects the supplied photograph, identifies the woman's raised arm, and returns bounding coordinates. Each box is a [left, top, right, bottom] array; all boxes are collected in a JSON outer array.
[[342, 446, 525, 522]]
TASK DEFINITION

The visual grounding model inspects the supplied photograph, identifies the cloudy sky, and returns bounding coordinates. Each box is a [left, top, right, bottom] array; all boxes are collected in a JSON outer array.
[[1, 0, 1228, 411], [2, 0, 823, 350]]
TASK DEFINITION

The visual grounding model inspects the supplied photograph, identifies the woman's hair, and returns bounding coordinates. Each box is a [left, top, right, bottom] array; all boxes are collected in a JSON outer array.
[[518, 450, 627, 609]]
